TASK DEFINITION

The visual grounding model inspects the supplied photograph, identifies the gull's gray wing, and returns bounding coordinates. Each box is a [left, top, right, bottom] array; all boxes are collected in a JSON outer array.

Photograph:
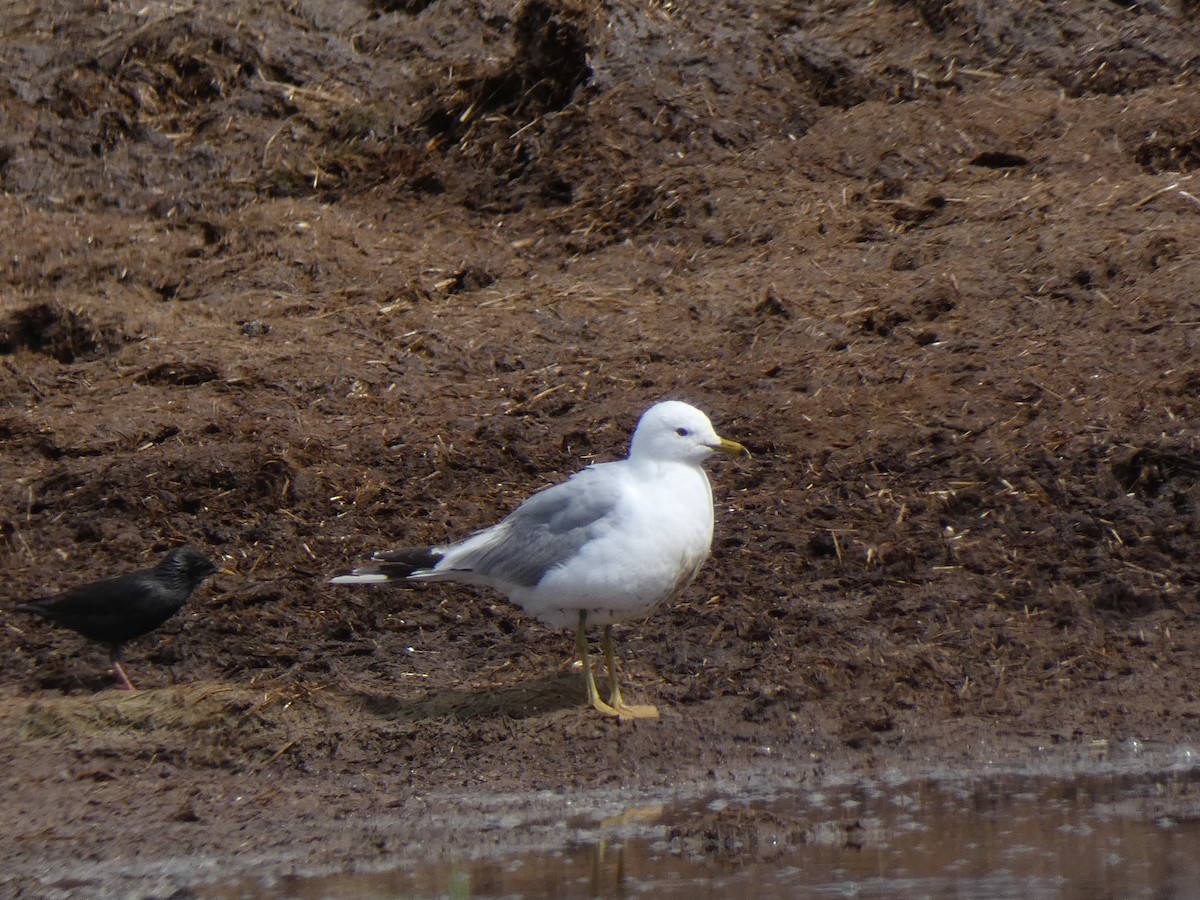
[[441, 465, 623, 588]]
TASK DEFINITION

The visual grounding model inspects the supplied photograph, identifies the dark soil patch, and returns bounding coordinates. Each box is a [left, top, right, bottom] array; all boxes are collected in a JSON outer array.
[[3, 0, 1200, 895]]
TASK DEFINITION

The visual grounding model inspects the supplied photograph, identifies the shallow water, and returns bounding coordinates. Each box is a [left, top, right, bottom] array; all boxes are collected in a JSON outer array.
[[212, 755, 1200, 899]]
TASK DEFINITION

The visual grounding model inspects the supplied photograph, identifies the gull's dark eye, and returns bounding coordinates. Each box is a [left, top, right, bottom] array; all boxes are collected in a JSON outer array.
[[676, 427, 689, 436]]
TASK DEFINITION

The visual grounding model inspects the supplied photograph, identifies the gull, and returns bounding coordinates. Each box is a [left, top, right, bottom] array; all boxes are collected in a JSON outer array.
[[15, 546, 218, 690], [331, 400, 748, 719]]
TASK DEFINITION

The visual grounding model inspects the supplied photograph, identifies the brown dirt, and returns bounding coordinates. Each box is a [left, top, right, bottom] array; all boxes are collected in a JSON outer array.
[[3, 0, 1200, 894]]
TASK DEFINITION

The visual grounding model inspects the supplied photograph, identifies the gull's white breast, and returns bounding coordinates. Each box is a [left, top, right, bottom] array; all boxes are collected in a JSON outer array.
[[510, 459, 716, 628]]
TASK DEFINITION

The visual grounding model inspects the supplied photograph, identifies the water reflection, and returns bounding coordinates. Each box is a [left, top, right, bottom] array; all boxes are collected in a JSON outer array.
[[211, 765, 1200, 898]]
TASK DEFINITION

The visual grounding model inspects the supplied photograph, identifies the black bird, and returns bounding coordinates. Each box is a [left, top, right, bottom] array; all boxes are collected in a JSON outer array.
[[15, 545, 218, 690]]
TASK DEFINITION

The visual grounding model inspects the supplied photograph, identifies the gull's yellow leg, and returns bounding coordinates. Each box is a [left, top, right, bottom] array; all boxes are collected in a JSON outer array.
[[602, 624, 659, 719], [577, 611, 620, 717]]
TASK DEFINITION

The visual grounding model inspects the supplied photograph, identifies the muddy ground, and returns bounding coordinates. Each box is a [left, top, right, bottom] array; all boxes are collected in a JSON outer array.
[[2, 0, 1200, 895]]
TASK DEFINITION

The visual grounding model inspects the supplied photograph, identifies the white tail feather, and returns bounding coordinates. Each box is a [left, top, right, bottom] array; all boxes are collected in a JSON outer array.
[[328, 573, 390, 585]]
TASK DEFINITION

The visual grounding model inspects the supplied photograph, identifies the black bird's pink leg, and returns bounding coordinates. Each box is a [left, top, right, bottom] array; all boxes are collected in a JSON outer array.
[[108, 645, 137, 691]]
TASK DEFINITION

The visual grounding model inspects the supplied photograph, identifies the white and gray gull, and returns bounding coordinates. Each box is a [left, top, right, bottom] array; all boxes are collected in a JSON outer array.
[[330, 400, 749, 719]]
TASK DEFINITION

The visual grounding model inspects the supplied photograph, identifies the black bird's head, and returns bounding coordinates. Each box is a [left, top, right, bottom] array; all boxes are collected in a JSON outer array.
[[158, 546, 219, 588]]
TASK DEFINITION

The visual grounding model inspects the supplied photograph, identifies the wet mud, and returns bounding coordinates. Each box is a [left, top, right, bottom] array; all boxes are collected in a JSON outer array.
[[2, 0, 1200, 895], [211, 756, 1200, 898]]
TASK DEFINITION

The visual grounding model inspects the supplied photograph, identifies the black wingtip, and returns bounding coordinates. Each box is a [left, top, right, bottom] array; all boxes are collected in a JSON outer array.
[[329, 547, 443, 584], [372, 546, 443, 577]]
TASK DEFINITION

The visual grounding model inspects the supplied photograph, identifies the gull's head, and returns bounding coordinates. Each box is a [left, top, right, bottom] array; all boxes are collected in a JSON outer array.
[[628, 400, 750, 464]]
